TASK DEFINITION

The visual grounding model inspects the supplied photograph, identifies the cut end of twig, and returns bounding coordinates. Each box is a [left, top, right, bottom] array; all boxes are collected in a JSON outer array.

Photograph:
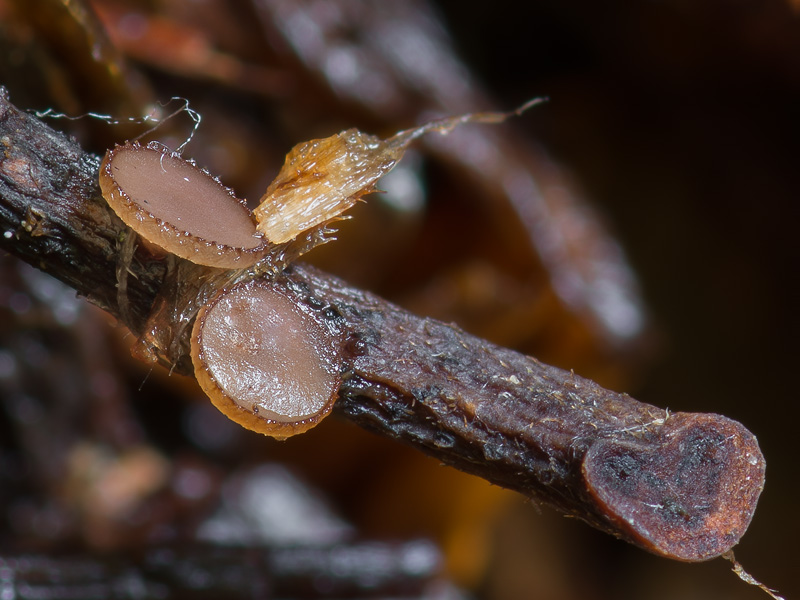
[[582, 412, 765, 561]]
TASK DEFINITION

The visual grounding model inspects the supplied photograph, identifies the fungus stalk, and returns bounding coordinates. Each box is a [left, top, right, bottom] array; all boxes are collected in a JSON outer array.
[[99, 140, 331, 369]]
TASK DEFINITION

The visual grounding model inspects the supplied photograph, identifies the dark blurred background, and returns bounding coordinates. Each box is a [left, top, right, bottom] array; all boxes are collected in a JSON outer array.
[[438, 1, 799, 597], [0, 0, 797, 598]]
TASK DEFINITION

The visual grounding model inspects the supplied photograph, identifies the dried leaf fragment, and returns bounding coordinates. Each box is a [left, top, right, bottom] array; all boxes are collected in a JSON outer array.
[[254, 100, 544, 244], [254, 129, 401, 244]]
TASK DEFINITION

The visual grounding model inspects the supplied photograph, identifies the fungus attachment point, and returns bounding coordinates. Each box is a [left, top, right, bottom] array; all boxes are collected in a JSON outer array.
[[254, 99, 544, 244], [191, 278, 341, 439], [100, 142, 269, 268]]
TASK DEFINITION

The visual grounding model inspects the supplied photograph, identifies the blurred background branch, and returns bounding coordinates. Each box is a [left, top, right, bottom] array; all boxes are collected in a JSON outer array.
[[0, 0, 796, 598]]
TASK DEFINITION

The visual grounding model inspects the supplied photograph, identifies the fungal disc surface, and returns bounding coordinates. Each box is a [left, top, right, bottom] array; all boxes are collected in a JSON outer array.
[[100, 142, 269, 268], [192, 277, 340, 438]]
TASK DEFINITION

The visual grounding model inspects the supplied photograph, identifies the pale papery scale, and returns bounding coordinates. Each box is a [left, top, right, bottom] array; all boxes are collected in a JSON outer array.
[[253, 101, 541, 244]]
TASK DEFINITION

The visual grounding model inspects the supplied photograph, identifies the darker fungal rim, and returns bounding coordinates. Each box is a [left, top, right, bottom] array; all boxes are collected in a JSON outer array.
[[100, 141, 270, 266], [190, 278, 341, 438]]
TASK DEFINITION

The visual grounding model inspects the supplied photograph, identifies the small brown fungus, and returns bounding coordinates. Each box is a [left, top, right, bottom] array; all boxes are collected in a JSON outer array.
[[100, 141, 270, 268], [191, 277, 341, 439]]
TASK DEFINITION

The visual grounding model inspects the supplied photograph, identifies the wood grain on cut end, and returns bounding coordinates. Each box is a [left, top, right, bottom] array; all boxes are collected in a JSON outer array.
[[582, 412, 765, 561]]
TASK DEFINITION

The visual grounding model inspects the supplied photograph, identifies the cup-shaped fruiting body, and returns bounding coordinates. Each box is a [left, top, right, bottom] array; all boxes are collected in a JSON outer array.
[[191, 277, 341, 439], [100, 141, 270, 268]]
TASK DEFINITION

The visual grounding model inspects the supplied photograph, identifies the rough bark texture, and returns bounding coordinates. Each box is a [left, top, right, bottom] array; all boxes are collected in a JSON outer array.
[[0, 88, 765, 562], [0, 88, 164, 332], [277, 265, 765, 561]]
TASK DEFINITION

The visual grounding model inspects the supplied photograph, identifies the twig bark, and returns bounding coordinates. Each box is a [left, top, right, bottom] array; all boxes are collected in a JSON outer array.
[[0, 88, 164, 332], [0, 88, 765, 562]]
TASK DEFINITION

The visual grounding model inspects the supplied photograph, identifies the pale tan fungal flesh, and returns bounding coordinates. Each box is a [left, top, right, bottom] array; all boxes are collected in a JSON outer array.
[[191, 278, 341, 439], [100, 142, 269, 268], [254, 101, 542, 244]]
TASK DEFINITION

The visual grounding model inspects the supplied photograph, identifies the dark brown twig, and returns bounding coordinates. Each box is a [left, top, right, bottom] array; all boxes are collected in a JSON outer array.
[[0, 89, 765, 562]]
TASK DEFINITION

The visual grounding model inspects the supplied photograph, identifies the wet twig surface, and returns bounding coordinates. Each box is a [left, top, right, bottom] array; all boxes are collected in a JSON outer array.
[[0, 89, 766, 563]]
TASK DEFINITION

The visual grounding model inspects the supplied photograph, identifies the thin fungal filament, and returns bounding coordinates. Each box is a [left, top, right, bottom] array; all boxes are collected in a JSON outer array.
[[36, 96, 202, 153]]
